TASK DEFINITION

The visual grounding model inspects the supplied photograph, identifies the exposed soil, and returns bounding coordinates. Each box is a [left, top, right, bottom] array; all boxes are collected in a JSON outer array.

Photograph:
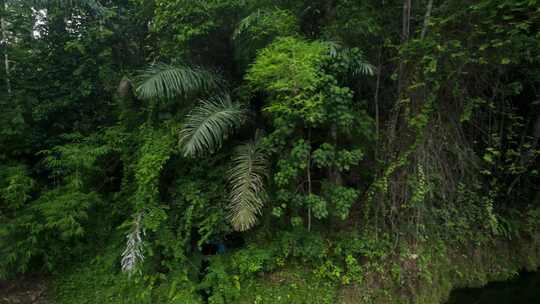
[[0, 276, 48, 304]]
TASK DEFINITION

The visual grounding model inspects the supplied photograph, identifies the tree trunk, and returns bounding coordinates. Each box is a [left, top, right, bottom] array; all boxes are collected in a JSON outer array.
[[390, 0, 413, 146], [421, 0, 434, 39], [1, 0, 11, 96], [374, 48, 382, 155], [397, 0, 412, 97], [307, 128, 313, 231]]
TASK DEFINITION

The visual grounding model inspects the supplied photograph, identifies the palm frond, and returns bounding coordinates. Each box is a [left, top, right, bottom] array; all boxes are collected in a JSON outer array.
[[179, 95, 246, 157], [136, 63, 223, 100], [121, 212, 144, 276], [350, 57, 376, 77], [228, 134, 268, 231], [324, 42, 376, 77], [326, 40, 342, 58], [344, 48, 376, 76]]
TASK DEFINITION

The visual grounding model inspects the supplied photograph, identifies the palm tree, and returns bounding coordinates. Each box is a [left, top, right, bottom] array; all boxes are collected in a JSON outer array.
[[134, 63, 269, 231], [122, 63, 263, 274]]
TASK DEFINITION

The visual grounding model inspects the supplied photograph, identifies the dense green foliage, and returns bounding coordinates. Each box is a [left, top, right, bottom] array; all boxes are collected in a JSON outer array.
[[0, 0, 539, 303]]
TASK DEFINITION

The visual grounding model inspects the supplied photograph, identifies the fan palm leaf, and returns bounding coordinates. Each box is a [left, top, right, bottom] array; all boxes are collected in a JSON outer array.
[[179, 95, 246, 157], [136, 63, 223, 100], [228, 135, 268, 231]]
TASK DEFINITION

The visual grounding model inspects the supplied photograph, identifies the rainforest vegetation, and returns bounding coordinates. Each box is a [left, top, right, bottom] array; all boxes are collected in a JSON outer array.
[[0, 0, 539, 303]]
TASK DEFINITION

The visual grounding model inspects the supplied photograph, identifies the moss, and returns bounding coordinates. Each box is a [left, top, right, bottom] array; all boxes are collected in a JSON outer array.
[[347, 237, 539, 304], [237, 237, 539, 304]]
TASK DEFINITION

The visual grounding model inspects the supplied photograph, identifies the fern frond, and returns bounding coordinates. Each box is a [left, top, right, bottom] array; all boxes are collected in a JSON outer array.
[[228, 134, 268, 231], [179, 95, 246, 157], [136, 63, 222, 100]]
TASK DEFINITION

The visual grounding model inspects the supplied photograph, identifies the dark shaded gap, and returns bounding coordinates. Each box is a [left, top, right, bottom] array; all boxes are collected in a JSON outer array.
[[446, 270, 540, 304]]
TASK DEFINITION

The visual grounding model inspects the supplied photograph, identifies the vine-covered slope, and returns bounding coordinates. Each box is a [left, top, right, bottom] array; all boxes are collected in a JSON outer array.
[[0, 0, 539, 303]]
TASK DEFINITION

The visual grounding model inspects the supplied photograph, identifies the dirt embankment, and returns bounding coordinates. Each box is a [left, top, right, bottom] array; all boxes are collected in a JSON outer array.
[[0, 276, 48, 304]]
